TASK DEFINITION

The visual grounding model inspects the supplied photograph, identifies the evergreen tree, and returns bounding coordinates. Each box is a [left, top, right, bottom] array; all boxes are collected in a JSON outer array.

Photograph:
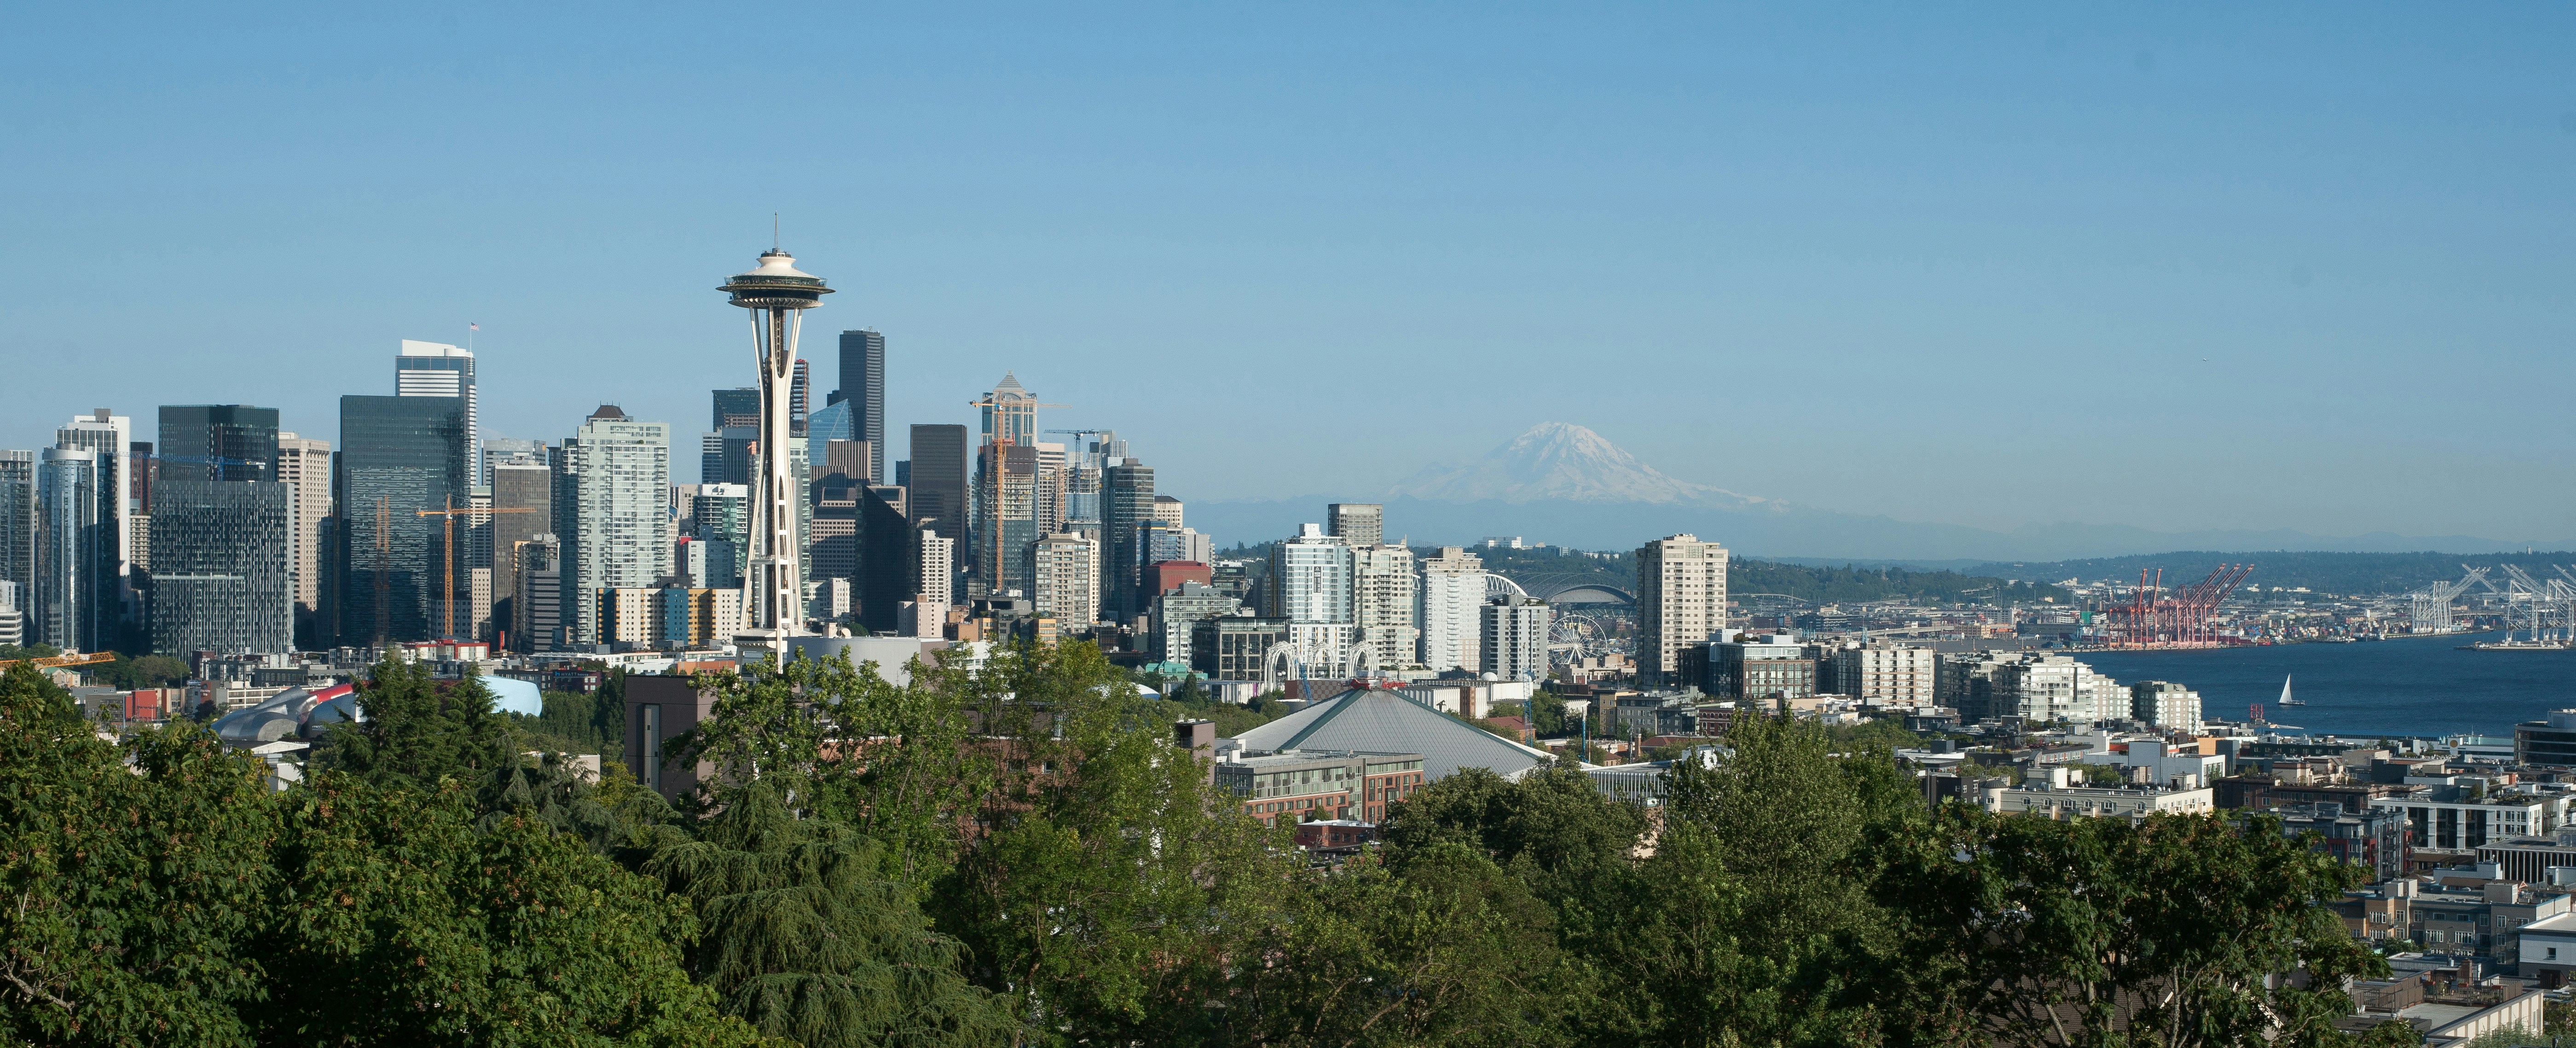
[[322, 658, 514, 794]]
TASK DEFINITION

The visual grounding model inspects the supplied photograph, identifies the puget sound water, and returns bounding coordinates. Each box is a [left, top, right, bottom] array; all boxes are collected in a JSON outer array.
[[2072, 631, 2576, 740]]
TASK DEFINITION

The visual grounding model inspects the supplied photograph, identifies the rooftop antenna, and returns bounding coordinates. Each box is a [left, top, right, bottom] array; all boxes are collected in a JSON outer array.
[[773, 212, 780, 251]]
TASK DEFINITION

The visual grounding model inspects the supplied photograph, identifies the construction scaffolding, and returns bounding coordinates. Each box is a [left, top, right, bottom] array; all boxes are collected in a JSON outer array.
[[2107, 564, 2255, 648]]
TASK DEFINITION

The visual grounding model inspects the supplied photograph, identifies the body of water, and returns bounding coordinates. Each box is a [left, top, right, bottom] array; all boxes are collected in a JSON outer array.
[[2073, 632, 2576, 739]]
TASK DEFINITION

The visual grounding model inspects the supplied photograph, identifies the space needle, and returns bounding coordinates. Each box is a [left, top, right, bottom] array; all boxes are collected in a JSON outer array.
[[719, 244, 833, 660]]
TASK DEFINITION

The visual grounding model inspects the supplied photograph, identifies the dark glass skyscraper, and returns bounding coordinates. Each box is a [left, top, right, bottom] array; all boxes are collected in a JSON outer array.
[[908, 424, 968, 544], [334, 396, 465, 646], [152, 406, 290, 654], [839, 330, 886, 484], [1104, 459, 1155, 622]]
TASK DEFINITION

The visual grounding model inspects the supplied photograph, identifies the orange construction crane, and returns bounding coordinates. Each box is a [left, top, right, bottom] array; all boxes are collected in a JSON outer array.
[[417, 495, 538, 640], [0, 650, 116, 671]]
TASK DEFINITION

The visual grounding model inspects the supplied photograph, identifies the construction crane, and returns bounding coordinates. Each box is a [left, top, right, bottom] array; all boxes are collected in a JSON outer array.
[[2111, 564, 2253, 646], [2410, 567, 2490, 634], [416, 495, 538, 640]]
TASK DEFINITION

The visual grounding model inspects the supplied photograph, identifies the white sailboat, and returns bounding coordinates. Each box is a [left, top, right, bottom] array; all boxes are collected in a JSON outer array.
[[2275, 674, 2305, 706]]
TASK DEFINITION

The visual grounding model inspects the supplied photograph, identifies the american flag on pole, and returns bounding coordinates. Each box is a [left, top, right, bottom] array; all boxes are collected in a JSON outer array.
[[470, 322, 480, 331]]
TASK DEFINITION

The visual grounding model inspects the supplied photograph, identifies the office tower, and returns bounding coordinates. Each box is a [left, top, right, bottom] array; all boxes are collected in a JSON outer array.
[[851, 487, 912, 635], [1636, 533, 1729, 687], [817, 438, 873, 483], [513, 533, 561, 652], [560, 406, 671, 647], [274, 433, 332, 635], [690, 483, 749, 589], [1327, 503, 1383, 549], [806, 398, 852, 446], [908, 424, 968, 543], [838, 329, 886, 483], [711, 388, 761, 430], [916, 527, 953, 608], [1416, 546, 1488, 672], [396, 340, 478, 483], [33, 449, 98, 650], [0, 581, 21, 647], [1031, 532, 1100, 626], [54, 410, 131, 643], [790, 359, 811, 435], [718, 248, 832, 658], [0, 451, 33, 607], [1151, 495, 1183, 528], [1352, 543, 1418, 670], [973, 372, 1043, 447], [1033, 442, 1068, 536], [1102, 458, 1154, 621], [128, 442, 155, 514], [1152, 581, 1239, 664], [1267, 524, 1353, 624], [1481, 597, 1551, 681], [152, 406, 289, 655], [1829, 644, 1936, 705], [487, 456, 551, 639], [480, 437, 549, 485], [808, 473, 860, 582], [975, 442, 1038, 594], [336, 395, 466, 646]]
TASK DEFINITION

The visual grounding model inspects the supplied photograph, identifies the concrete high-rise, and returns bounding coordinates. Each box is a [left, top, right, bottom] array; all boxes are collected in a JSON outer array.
[[512, 533, 562, 652], [1636, 534, 1729, 687], [1267, 524, 1353, 625], [1416, 546, 1487, 673], [837, 329, 886, 483], [561, 406, 671, 647], [908, 424, 968, 543], [717, 249, 833, 659], [916, 528, 953, 608], [274, 432, 332, 635], [1151, 495, 1183, 528], [396, 341, 478, 483], [1103, 458, 1156, 622], [33, 449, 98, 650], [1481, 596, 1551, 681], [1351, 543, 1418, 670], [1327, 503, 1383, 549], [152, 406, 290, 655], [1031, 531, 1101, 627], [335, 395, 467, 646]]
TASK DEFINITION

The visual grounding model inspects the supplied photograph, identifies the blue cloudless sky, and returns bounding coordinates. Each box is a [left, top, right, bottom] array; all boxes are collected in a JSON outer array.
[[4, 3, 2573, 543]]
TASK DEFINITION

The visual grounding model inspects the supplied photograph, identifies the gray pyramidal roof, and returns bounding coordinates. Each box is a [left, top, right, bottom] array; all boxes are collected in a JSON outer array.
[[1228, 685, 1559, 781]]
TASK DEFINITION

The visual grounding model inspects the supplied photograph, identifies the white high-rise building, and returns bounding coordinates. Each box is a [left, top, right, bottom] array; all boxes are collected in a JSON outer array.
[[1993, 656, 2123, 724], [1829, 643, 1936, 705], [1481, 596, 1551, 681], [397, 340, 479, 485], [1416, 546, 1487, 672], [1031, 531, 1101, 626], [918, 529, 954, 607], [1637, 534, 1728, 686], [274, 432, 332, 619], [561, 407, 670, 646], [52, 410, 131, 589], [1267, 523, 1352, 624], [2130, 681, 2205, 734], [1351, 543, 1418, 670]]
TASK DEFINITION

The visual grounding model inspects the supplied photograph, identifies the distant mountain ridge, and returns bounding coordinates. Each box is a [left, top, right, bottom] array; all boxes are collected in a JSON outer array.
[[1187, 422, 2553, 560]]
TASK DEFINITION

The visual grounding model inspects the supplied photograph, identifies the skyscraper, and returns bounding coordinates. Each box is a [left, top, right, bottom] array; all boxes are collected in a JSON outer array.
[[396, 340, 478, 483], [689, 483, 749, 590], [838, 329, 886, 483], [790, 358, 811, 435], [1327, 503, 1384, 549], [717, 249, 832, 658], [973, 372, 1042, 447], [1636, 534, 1729, 687], [0, 451, 34, 610], [512, 532, 561, 652], [33, 449, 98, 650], [975, 442, 1038, 594], [855, 486, 915, 635], [1416, 546, 1487, 672], [152, 406, 289, 655], [1031, 531, 1101, 627], [908, 424, 968, 543], [1268, 524, 1353, 624], [488, 454, 551, 643], [561, 406, 671, 647], [274, 432, 332, 640], [1103, 458, 1155, 621], [1351, 543, 1418, 670], [1480, 597, 1551, 681], [54, 410, 131, 646], [335, 395, 466, 646]]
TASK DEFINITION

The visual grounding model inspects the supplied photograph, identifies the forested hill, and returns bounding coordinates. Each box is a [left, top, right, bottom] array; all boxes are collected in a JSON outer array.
[[1963, 550, 2576, 597], [1728, 560, 2071, 605]]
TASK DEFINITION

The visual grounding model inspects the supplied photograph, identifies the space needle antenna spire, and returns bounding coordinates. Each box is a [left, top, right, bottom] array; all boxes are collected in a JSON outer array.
[[718, 237, 834, 661]]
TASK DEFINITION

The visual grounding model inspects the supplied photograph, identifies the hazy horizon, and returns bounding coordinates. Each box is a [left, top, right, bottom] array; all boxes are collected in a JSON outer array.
[[6, 5, 2571, 546]]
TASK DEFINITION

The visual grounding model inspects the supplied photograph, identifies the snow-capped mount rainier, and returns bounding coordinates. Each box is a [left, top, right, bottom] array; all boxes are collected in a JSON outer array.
[[1185, 422, 2540, 560], [1389, 423, 1765, 508]]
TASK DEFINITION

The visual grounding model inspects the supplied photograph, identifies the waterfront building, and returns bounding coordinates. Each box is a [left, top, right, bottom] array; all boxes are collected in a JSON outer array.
[[1416, 546, 1486, 673], [1031, 531, 1101, 627], [1327, 503, 1383, 549], [335, 394, 466, 646], [836, 330, 887, 483], [396, 340, 477, 483], [1352, 543, 1418, 670], [33, 448, 99, 649], [1636, 534, 1728, 687], [1827, 643, 1936, 705], [1480, 596, 1551, 681], [1991, 656, 2124, 724], [561, 406, 671, 647], [2130, 680, 2206, 734]]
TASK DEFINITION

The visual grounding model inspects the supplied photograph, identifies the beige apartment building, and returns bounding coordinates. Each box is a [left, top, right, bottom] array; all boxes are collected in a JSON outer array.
[[1636, 534, 1728, 686]]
